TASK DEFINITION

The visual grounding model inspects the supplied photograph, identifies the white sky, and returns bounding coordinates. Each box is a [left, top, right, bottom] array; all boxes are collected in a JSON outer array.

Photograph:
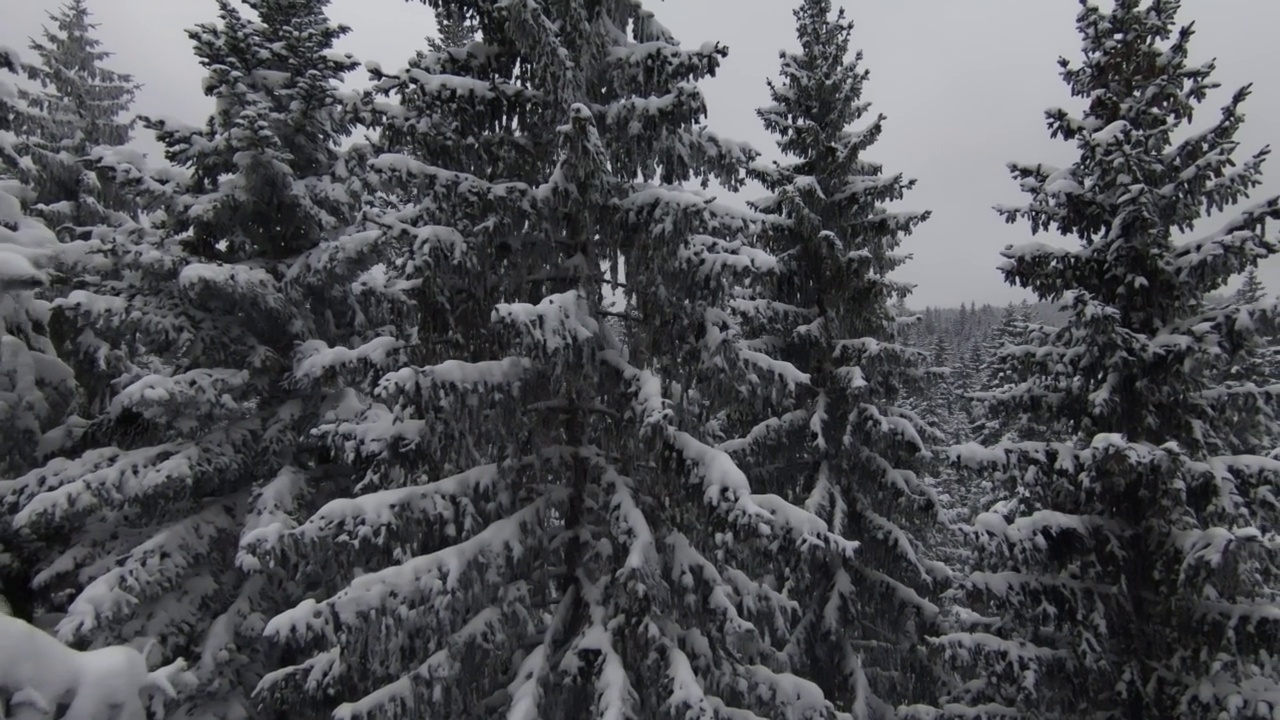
[[5, 0, 1279, 308]]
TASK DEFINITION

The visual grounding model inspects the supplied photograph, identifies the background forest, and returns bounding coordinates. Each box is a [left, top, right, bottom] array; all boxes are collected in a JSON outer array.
[[1, 0, 1278, 719]]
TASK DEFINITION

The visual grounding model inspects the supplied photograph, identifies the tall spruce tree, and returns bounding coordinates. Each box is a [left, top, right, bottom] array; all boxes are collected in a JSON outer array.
[[251, 1, 860, 718], [935, 1, 1280, 717], [18, 0, 139, 230], [0, 45, 74, 622], [2, 1, 370, 717], [727, 0, 942, 713]]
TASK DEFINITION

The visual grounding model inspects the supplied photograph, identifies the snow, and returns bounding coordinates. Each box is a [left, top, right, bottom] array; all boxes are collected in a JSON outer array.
[[0, 613, 190, 720], [738, 348, 809, 388], [237, 466, 308, 568], [605, 467, 656, 572], [1089, 119, 1130, 145], [265, 500, 545, 642], [291, 463, 500, 545], [109, 368, 250, 418], [293, 336, 403, 381], [377, 356, 531, 397], [58, 503, 240, 641], [0, 250, 46, 291], [493, 290, 599, 354], [178, 261, 280, 299], [1173, 525, 1264, 571], [0, 192, 58, 291], [506, 644, 550, 720]]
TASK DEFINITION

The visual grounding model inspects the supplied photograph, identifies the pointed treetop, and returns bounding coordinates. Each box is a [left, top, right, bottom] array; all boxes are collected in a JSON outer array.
[[1233, 266, 1267, 305], [22, 0, 138, 150], [997, 0, 1279, 335], [426, 5, 476, 53], [759, 0, 872, 162]]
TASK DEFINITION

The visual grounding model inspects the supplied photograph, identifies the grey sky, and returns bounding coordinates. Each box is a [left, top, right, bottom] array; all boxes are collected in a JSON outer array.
[[4, 1, 1279, 308]]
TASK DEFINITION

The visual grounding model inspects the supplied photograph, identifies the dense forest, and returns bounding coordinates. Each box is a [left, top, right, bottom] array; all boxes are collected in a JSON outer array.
[[1, 0, 1278, 718]]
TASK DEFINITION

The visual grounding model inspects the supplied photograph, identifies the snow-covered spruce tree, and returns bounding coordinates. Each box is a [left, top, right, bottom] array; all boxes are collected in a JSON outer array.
[[1235, 267, 1266, 306], [1212, 267, 1280, 455], [724, 0, 943, 713], [966, 302, 1040, 447], [250, 1, 861, 718], [0, 45, 73, 623], [934, 1, 1280, 717], [916, 333, 964, 444], [2, 1, 371, 717], [18, 0, 139, 230], [425, 4, 476, 54], [1228, 267, 1280, 386]]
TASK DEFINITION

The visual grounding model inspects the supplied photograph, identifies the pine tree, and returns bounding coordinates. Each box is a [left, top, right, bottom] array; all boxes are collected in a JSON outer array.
[[1217, 267, 1280, 453], [913, 333, 962, 445], [425, 5, 475, 53], [18, 0, 139, 230], [950, 337, 984, 429], [3, 1, 368, 717], [935, 1, 1280, 717], [727, 0, 942, 713], [967, 302, 1039, 447], [251, 1, 860, 717], [1235, 266, 1266, 306], [0, 45, 74, 623]]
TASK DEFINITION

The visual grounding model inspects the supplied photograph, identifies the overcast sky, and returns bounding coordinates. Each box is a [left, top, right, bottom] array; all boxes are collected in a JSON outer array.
[[5, 0, 1279, 308]]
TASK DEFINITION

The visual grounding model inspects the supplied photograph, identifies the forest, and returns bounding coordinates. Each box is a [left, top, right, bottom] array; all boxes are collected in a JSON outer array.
[[1, 0, 1278, 718]]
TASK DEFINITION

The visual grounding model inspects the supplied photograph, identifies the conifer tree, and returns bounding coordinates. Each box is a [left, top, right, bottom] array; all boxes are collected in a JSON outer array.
[[967, 302, 1039, 447], [915, 333, 963, 444], [729, 0, 942, 712], [2, 1, 369, 716], [935, 2, 1280, 717], [1217, 267, 1280, 453], [0, 45, 74, 622], [251, 1, 859, 718], [18, 0, 139, 229], [425, 5, 475, 53], [1235, 266, 1266, 307]]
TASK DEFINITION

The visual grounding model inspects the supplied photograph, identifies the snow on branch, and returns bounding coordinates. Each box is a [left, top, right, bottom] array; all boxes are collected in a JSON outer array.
[[56, 501, 241, 642], [287, 228, 387, 281], [9, 438, 251, 529], [293, 337, 404, 384], [718, 409, 810, 457], [493, 290, 600, 355], [376, 356, 532, 399], [1173, 196, 1280, 280], [737, 348, 809, 389], [109, 368, 251, 421], [680, 233, 777, 277], [265, 499, 546, 645], [599, 352, 853, 556], [278, 463, 500, 550], [367, 154, 533, 205], [237, 465, 309, 570]]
